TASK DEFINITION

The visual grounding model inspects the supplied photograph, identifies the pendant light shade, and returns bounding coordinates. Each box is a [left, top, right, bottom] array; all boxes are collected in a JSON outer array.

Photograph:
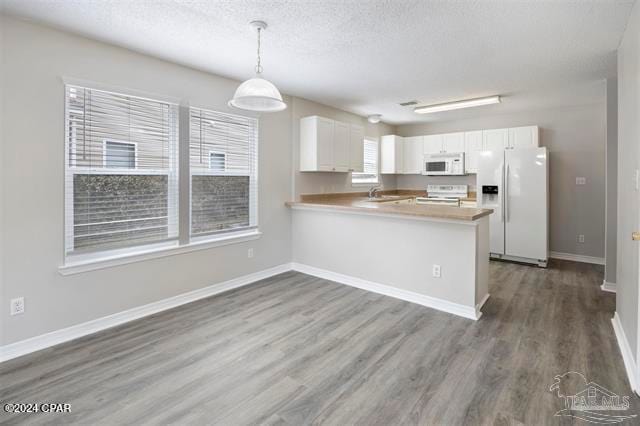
[[228, 77, 286, 112], [229, 21, 287, 113]]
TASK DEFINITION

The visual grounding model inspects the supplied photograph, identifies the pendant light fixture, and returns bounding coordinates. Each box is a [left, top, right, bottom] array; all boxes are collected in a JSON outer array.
[[228, 21, 287, 112]]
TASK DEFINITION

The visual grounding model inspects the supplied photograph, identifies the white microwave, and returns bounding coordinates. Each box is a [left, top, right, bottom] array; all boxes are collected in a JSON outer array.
[[423, 152, 465, 175]]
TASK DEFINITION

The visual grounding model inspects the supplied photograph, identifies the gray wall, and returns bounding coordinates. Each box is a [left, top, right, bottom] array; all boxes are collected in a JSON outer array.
[[605, 78, 618, 284], [0, 16, 294, 345], [0, 15, 5, 343], [291, 97, 397, 197], [616, 0, 640, 363], [0, 15, 404, 346], [396, 103, 607, 259]]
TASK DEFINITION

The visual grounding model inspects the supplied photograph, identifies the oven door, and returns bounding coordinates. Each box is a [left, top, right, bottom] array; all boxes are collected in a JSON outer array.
[[423, 160, 450, 175]]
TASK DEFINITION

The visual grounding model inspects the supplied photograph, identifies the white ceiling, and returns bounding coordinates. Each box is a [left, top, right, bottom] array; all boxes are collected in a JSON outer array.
[[2, 0, 634, 124]]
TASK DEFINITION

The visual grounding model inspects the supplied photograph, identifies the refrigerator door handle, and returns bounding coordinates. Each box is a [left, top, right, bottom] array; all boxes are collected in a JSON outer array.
[[500, 162, 505, 222], [505, 164, 509, 222]]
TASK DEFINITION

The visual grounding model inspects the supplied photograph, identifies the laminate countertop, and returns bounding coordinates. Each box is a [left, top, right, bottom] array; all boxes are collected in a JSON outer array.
[[286, 193, 492, 222]]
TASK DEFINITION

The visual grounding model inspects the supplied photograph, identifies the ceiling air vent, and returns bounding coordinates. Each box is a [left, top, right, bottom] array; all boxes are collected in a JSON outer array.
[[398, 100, 419, 107]]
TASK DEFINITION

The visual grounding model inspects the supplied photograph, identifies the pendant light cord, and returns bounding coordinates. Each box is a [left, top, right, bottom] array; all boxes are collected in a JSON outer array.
[[255, 27, 263, 75]]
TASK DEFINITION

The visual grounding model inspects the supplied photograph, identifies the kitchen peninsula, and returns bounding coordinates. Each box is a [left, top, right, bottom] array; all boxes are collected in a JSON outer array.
[[287, 192, 493, 320]]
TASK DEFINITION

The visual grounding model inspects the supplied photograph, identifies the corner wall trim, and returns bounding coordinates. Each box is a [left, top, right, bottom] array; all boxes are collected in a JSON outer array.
[[601, 280, 617, 293], [290, 262, 482, 321], [612, 312, 638, 393], [476, 293, 491, 319], [549, 251, 605, 265], [0, 263, 293, 363]]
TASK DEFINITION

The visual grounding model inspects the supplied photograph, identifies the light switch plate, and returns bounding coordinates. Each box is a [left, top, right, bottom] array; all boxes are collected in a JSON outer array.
[[576, 177, 586, 185]]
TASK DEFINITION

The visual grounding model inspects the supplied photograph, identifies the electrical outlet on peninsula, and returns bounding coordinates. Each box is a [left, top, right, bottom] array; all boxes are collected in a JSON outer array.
[[10, 297, 25, 315], [432, 265, 441, 278]]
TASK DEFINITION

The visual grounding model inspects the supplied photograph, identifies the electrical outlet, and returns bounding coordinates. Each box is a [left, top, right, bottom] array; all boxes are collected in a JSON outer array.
[[10, 297, 24, 316], [578, 234, 585, 243], [432, 264, 441, 278], [576, 177, 586, 185], [247, 248, 254, 259]]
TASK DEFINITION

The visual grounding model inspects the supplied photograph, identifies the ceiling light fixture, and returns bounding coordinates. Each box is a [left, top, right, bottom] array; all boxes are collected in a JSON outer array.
[[414, 96, 501, 114], [367, 114, 382, 124], [228, 21, 286, 113]]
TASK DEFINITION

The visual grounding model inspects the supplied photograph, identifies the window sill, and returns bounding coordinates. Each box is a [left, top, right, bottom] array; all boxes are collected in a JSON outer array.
[[59, 230, 262, 276]]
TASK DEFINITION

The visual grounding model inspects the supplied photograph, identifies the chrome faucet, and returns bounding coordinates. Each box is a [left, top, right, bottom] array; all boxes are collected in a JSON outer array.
[[368, 186, 381, 199]]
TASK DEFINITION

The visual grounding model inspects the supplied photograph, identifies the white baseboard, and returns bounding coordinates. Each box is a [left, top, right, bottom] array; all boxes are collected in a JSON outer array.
[[1, 261, 488, 363], [601, 280, 617, 293], [549, 251, 605, 265], [0, 263, 293, 363], [291, 262, 482, 321], [612, 312, 638, 393]]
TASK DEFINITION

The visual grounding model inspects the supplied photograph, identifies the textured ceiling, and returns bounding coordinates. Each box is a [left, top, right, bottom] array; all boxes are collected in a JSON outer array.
[[2, 0, 634, 124]]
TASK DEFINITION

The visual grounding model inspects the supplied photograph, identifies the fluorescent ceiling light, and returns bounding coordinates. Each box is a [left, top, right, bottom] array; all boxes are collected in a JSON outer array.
[[414, 96, 501, 114]]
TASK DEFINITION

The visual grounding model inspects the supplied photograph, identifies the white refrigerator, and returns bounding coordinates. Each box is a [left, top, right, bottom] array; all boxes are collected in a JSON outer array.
[[477, 147, 548, 267]]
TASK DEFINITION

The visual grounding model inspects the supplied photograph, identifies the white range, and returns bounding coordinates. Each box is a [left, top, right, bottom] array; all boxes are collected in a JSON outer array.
[[416, 185, 469, 207]]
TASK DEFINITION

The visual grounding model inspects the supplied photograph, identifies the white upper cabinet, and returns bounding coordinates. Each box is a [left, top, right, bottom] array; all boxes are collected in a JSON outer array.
[[376, 125, 541, 175], [441, 132, 465, 153], [403, 136, 424, 174], [300, 116, 334, 171], [482, 128, 509, 151], [381, 135, 403, 174], [349, 124, 364, 173], [300, 116, 365, 172], [333, 121, 350, 172], [464, 130, 483, 174], [423, 134, 443, 154], [508, 126, 539, 149]]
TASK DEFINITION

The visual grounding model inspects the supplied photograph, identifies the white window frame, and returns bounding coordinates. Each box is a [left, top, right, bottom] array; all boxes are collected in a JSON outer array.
[[61, 82, 261, 275], [188, 106, 259, 242], [102, 139, 139, 169], [352, 137, 380, 186], [208, 150, 227, 173]]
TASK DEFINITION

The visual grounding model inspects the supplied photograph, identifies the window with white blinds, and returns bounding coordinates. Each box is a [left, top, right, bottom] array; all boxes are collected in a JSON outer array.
[[352, 139, 379, 184], [65, 85, 179, 257], [189, 108, 258, 238]]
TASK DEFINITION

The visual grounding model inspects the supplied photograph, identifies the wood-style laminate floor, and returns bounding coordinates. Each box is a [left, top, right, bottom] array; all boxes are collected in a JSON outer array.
[[1, 260, 636, 425]]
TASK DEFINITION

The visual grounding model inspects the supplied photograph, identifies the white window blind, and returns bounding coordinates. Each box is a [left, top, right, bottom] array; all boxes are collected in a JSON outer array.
[[65, 85, 179, 257], [190, 108, 258, 237], [352, 139, 379, 184]]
